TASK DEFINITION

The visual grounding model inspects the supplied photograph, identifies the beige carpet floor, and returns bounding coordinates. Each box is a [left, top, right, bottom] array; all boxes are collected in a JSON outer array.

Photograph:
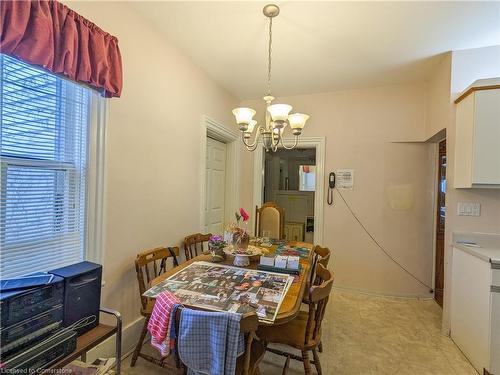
[[121, 289, 477, 375]]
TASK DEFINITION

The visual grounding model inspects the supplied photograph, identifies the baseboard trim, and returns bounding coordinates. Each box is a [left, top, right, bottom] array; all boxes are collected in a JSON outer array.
[[85, 316, 145, 363], [333, 285, 434, 300]]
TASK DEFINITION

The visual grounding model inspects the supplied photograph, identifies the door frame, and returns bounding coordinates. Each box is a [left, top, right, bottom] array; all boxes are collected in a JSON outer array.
[[252, 136, 326, 245], [200, 116, 240, 233], [432, 137, 446, 306]]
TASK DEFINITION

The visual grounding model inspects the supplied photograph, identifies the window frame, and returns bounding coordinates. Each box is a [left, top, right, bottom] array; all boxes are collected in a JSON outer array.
[[0, 56, 107, 275], [84, 91, 107, 266]]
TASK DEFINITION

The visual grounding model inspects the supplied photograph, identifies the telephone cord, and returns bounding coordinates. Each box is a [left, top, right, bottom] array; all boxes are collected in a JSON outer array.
[[335, 188, 433, 292]]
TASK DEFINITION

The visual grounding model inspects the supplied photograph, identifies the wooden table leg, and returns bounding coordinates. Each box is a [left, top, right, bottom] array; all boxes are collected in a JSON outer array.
[[250, 338, 266, 375]]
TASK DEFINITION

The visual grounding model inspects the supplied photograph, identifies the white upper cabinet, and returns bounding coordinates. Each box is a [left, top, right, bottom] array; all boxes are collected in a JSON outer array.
[[454, 78, 500, 188]]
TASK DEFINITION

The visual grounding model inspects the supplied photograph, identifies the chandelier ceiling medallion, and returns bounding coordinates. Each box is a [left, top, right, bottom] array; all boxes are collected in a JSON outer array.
[[232, 4, 310, 152]]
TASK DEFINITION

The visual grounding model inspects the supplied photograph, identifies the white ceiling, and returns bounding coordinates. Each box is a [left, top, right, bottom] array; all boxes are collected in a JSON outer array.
[[130, 1, 500, 100]]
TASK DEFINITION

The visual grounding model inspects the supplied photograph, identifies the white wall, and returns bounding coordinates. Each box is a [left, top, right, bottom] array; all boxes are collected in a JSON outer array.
[[451, 46, 500, 95], [242, 46, 500, 303], [64, 1, 500, 336], [425, 53, 452, 139], [68, 2, 239, 331], [435, 45, 500, 333], [242, 83, 436, 297]]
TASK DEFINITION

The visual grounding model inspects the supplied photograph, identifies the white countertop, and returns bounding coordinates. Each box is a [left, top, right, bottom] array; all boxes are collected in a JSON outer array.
[[453, 232, 500, 265]]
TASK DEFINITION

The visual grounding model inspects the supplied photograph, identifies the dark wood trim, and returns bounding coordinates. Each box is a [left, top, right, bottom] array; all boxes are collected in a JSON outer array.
[[454, 84, 500, 104], [434, 139, 446, 308]]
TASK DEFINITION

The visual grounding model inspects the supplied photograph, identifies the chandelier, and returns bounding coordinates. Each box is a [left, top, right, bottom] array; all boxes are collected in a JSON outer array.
[[232, 4, 310, 152]]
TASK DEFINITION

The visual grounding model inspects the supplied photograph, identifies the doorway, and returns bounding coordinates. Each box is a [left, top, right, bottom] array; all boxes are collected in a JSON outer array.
[[200, 116, 239, 234], [253, 137, 325, 245], [263, 148, 316, 243], [434, 139, 446, 307], [205, 137, 227, 234]]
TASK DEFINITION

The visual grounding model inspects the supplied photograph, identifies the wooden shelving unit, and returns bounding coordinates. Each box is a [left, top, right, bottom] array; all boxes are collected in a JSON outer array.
[[46, 308, 122, 374]]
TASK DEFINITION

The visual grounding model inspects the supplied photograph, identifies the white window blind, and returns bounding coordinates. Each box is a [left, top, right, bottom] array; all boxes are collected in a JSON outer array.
[[0, 54, 92, 278]]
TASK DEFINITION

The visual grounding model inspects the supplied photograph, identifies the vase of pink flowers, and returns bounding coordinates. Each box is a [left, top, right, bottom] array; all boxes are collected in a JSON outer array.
[[232, 208, 250, 251], [208, 234, 227, 263], [232, 227, 250, 251]]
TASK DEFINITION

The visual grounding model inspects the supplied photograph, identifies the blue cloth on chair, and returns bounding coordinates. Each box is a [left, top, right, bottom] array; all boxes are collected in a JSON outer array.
[[177, 309, 244, 375]]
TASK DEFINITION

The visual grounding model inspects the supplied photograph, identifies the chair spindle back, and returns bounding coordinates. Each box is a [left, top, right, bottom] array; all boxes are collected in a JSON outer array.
[[304, 263, 333, 345], [135, 246, 179, 310], [309, 245, 331, 286], [184, 233, 212, 260]]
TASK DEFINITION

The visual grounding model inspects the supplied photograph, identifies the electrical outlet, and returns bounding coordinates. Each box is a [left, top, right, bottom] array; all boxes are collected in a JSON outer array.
[[457, 202, 481, 216]]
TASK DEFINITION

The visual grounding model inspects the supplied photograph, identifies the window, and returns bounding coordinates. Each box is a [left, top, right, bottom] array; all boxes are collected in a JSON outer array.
[[0, 54, 104, 278], [299, 165, 316, 191]]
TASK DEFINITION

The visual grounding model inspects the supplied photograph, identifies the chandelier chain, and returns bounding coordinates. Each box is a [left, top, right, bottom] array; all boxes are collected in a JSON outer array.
[[232, 5, 309, 152], [267, 16, 273, 96]]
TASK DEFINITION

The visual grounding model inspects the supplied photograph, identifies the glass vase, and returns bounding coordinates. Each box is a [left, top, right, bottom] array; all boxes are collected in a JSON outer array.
[[233, 233, 250, 251]]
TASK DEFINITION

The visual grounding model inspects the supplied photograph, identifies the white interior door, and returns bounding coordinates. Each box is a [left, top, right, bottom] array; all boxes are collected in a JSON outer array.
[[205, 137, 227, 234]]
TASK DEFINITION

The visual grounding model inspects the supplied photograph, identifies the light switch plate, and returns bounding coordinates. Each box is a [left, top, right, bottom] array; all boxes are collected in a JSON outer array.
[[457, 202, 481, 216]]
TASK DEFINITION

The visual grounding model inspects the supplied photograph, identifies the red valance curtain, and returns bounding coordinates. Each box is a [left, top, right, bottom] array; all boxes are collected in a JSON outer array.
[[0, 0, 122, 97]]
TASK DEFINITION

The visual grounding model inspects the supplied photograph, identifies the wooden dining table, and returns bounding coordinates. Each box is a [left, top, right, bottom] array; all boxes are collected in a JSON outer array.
[[149, 240, 314, 374], [150, 240, 314, 326]]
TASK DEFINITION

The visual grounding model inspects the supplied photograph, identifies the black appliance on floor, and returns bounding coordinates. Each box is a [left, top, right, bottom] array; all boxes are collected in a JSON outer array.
[[49, 261, 102, 335]]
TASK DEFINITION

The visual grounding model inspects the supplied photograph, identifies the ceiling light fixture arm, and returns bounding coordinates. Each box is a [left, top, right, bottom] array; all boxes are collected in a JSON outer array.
[[280, 134, 299, 150], [242, 126, 262, 151]]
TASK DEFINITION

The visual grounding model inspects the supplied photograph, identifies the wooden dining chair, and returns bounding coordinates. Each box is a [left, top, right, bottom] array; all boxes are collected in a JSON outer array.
[[255, 202, 285, 239], [173, 307, 259, 375], [306, 245, 331, 354], [309, 245, 331, 287], [130, 246, 180, 368], [257, 263, 334, 375], [184, 233, 212, 260], [236, 312, 260, 375]]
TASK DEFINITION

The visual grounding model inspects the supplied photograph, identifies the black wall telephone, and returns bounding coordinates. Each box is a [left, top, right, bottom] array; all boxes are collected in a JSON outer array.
[[327, 172, 335, 205]]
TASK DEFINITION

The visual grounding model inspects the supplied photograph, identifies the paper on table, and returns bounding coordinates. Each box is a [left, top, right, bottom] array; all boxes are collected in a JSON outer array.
[[143, 261, 294, 323]]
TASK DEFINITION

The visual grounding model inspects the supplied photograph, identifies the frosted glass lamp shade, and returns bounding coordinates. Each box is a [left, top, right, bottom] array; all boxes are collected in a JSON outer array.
[[288, 113, 309, 130], [232, 107, 256, 125], [267, 104, 292, 122], [246, 120, 257, 133]]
